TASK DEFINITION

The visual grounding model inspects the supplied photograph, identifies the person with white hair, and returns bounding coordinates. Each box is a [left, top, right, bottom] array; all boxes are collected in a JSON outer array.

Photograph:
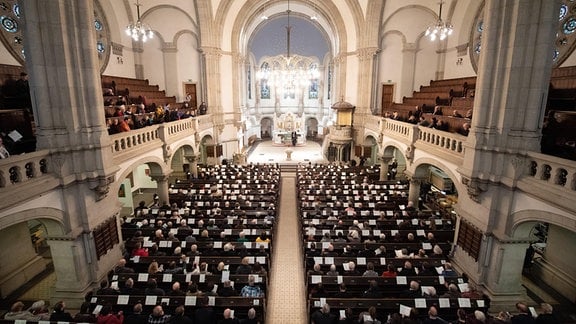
[[241, 308, 258, 324], [473, 310, 486, 323], [535, 303, 558, 324], [326, 264, 339, 276], [344, 261, 360, 275]]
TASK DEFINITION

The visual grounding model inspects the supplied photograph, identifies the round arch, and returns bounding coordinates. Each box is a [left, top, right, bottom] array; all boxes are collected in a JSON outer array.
[[410, 157, 464, 195], [510, 210, 576, 239], [111, 157, 170, 197], [0, 208, 66, 237]]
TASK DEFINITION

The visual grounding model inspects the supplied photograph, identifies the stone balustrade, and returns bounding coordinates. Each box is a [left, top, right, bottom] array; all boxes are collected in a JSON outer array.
[[382, 118, 416, 141], [0, 150, 52, 189], [416, 126, 465, 158], [525, 152, 576, 191], [364, 115, 382, 133], [110, 125, 162, 154]]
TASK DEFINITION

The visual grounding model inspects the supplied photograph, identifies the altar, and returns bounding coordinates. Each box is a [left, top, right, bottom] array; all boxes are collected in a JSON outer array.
[[272, 112, 306, 146]]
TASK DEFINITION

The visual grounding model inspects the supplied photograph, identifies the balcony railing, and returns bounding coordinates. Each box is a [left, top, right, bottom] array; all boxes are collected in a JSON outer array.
[[0, 150, 52, 189], [518, 151, 576, 213], [382, 119, 465, 163]]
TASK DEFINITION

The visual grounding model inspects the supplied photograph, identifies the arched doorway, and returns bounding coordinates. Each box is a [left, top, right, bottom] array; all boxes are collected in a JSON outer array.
[[200, 135, 215, 164], [363, 135, 379, 166], [261, 117, 273, 139], [306, 117, 319, 139]]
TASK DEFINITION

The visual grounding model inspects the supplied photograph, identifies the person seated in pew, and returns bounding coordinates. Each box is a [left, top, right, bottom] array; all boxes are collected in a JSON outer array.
[[168, 282, 186, 296], [358, 306, 382, 324], [424, 305, 449, 324], [381, 264, 397, 278], [148, 261, 162, 274], [441, 283, 461, 299], [217, 280, 237, 297], [308, 263, 324, 276], [310, 303, 337, 324], [322, 244, 340, 257], [3, 301, 42, 321], [194, 296, 216, 324], [415, 249, 428, 258], [240, 275, 264, 297], [326, 264, 339, 276], [120, 278, 142, 295], [144, 279, 165, 296], [337, 308, 356, 324], [363, 280, 384, 298], [458, 122, 471, 136], [399, 261, 417, 276], [251, 261, 267, 277], [236, 257, 252, 275], [452, 110, 463, 118], [96, 305, 124, 324], [362, 262, 379, 277], [218, 308, 240, 324], [169, 305, 193, 324], [418, 261, 438, 277], [403, 280, 421, 298], [344, 261, 360, 276], [442, 262, 458, 278], [131, 242, 149, 257], [334, 283, 351, 298], [461, 283, 483, 299], [240, 308, 259, 324], [147, 305, 170, 324], [114, 258, 135, 274], [191, 262, 212, 275], [310, 283, 329, 298], [423, 286, 438, 299], [96, 280, 119, 295], [342, 245, 357, 257]]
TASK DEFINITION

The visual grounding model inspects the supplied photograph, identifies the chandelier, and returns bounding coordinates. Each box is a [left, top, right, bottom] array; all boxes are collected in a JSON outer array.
[[125, 0, 154, 42], [425, 1, 453, 41], [256, 0, 319, 96]]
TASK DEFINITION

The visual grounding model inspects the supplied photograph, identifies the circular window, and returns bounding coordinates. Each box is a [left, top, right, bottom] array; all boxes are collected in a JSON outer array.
[[0, 0, 110, 73], [470, 1, 576, 72]]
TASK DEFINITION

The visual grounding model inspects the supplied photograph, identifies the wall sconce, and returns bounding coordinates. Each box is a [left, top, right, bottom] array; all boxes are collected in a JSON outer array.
[[456, 57, 463, 65]]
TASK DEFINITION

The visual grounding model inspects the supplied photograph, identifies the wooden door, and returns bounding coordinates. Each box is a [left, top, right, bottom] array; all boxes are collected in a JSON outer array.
[[184, 83, 197, 108], [381, 84, 394, 116]]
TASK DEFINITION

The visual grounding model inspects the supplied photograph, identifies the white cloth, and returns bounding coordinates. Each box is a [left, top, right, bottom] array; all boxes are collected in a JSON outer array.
[[0, 146, 9, 159]]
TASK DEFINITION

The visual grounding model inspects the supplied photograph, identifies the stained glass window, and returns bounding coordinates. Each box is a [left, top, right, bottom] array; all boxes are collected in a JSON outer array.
[[0, 0, 110, 73]]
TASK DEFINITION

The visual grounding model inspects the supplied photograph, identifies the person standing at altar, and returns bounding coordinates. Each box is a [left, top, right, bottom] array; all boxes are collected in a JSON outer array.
[[291, 131, 297, 146]]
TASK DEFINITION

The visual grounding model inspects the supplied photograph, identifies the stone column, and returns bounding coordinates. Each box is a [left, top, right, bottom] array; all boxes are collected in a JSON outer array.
[[400, 43, 417, 99], [354, 47, 379, 136], [151, 174, 171, 206], [332, 54, 346, 102], [185, 154, 199, 178], [201, 47, 224, 128], [408, 177, 426, 207], [21, 0, 122, 306], [162, 42, 179, 99], [378, 155, 393, 181], [231, 52, 245, 123], [479, 236, 531, 311]]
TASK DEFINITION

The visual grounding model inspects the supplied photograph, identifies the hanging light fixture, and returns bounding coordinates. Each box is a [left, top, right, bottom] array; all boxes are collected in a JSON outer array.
[[257, 0, 319, 97], [125, 0, 154, 42], [425, 1, 453, 41]]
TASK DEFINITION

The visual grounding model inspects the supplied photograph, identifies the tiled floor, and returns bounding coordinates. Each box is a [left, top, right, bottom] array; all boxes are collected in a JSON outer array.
[[265, 175, 308, 323]]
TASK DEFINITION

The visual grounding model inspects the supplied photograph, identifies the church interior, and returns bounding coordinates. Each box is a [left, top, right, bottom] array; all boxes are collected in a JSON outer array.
[[0, 0, 575, 323]]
